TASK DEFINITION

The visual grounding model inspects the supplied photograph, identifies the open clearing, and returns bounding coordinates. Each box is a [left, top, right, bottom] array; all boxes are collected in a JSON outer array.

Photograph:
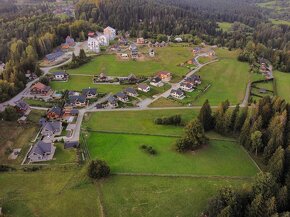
[[274, 70, 290, 102], [83, 109, 198, 136], [55, 46, 193, 82], [217, 22, 232, 31], [87, 132, 258, 176], [100, 175, 251, 217], [192, 49, 249, 105]]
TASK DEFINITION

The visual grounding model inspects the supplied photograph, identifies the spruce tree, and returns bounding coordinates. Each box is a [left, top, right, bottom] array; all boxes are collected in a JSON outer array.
[[198, 99, 213, 131], [251, 131, 263, 156], [268, 146, 285, 182]]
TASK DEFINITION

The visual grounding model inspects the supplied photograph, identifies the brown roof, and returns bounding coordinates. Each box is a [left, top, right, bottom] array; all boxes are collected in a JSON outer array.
[[157, 71, 171, 76], [31, 82, 47, 90]]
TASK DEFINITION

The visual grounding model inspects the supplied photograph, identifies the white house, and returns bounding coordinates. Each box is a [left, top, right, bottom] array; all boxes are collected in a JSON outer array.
[[96, 33, 110, 46], [170, 89, 185, 99], [180, 82, 194, 92], [88, 36, 100, 53], [104, 26, 116, 40], [150, 77, 164, 87], [137, 83, 151, 92]]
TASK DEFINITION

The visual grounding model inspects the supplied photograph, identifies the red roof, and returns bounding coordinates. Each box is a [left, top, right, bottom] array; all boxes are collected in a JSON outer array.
[[88, 32, 95, 37], [31, 82, 47, 90], [157, 71, 171, 77]]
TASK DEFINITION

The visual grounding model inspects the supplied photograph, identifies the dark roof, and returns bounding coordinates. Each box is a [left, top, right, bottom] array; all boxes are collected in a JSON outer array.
[[151, 77, 162, 83], [108, 96, 117, 103], [171, 88, 184, 95], [48, 106, 62, 116], [124, 87, 137, 95], [64, 141, 79, 149], [82, 88, 97, 96], [95, 104, 103, 109], [116, 92, 128, 99], [180, 82, 193, 88], [70, 109, 79, 115], [43, 121, 62, 133], [30, 141, 53, 155], [68, 95, 86, 104], [45, 51, 64, 61], [14, 100, 29, 110], [53, 71, 67, 76]]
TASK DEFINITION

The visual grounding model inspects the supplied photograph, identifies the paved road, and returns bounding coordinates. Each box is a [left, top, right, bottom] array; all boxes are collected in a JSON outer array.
[[0, 43, 83, 112]]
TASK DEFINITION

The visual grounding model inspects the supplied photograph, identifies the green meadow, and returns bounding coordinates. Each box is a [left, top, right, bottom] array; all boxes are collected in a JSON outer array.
[[87, 132, 258, 176]]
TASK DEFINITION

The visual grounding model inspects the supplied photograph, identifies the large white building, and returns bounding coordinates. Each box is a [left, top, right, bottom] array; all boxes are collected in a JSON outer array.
[[88, 36, 100, 53], [104, 26, 116, 40]]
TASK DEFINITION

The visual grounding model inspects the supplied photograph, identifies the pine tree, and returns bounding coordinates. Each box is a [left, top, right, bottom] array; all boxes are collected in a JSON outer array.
[[234, 106, 248, 132], [198, 99, 213, 131], [277, 186, 288, 212], [230, 104, 240, 131], [240, 117, 251, 149], [247, 194, 264, 217], [264, 197, 277, 217], [268, 146, 285, 182]]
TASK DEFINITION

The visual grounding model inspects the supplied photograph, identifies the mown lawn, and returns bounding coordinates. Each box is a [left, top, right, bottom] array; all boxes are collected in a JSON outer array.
[[83, 109, 198, 136], [87, 132, 258, 176], [274, 70, 290, 102], [51, 75, 133, 93], [58, 46, 193, 82], [0, 169, 100, 217], [100, 175, 251, 217], [192, 48, 250, 105], [48, 143, 77, 164]]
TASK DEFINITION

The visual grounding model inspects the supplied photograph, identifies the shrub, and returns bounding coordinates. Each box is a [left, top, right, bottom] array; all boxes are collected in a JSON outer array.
[[0, 165, 16, 172], [154, 115, 181, 126], [140, 145, 157, 155], [88, 159, 110, 179]]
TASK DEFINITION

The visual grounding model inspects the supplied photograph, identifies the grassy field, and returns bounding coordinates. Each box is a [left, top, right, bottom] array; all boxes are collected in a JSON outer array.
[[87, 132, 258, 176], [217, 22, 232, 31], [270, 19, 290, 26], [0, 169, 101, 217], [0, 110, 44, 165], [55, 46, 193, 82], [50, 75, 133, 93], [100, 176, 251, 217], [192, 48, 250, 105], [49, 143, 77, 164], [23, 98, 57, 107], [83, 109, 198, 136], [274, 70, 290, 102], [149, 97, 183, 107]]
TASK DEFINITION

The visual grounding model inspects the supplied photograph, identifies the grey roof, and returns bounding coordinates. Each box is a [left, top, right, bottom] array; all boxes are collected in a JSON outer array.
[[108, 96, 117, 103], [124, 87, 137, 95], [48, 106, 62, 116], [171, 88, 184, 96], [116, 92, 128, 99], [180, 82, 193, 88], [138, 83, 150, 90], [43, 121, 62, 133], [15, 100, 29, 110], [151, 76, 162, 83], [70, 109, 79, 115], [53, 71, 66, 76], [82, 88, 97, 96], [68, 95, 86, 104], [130, 44, 138, 51], [30, 141, 53, 156], [64, 141, 79, 149]]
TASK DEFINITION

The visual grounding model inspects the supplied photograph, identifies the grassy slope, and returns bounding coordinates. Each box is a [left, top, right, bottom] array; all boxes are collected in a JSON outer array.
[[274, 70, 290, 102], [0, 170, 100, 217], [100, 176, 251, 217], [194, 48, 249, 105], [60, 46, 192, 81], [83, 109, 198, 136], [87, 132, 258, 176], [217, 22, 232, 31]]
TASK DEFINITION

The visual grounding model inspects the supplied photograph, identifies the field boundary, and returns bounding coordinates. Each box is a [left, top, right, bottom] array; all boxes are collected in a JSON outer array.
[[112, 172, 254, 180]]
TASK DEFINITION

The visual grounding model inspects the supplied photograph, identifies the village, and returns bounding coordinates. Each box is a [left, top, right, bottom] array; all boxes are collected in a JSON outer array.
[[0, 25, 222, 165]]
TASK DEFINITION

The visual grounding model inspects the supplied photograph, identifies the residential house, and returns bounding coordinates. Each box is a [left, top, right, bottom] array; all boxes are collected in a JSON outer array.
[[180, 82, 194, 92], [170, 89, 185, 99], [65, 36, 75, 46], [82, 88, 97, 98], [149, 49, 155, 57], [129, 43, 138, 58], [41, 121, 62, 137], [14, 100, 30, 115], [88, 36, 100, 53], [157, 71, 172, 82], [45, 51, 64, 62], [150, 77, 163, 87], [127, 73, 138, 83], [107, 96, 118, 108], [96, 32, 110, 46], [47, 106, 63, 120], [121, 53, 129, 58], [116, 92, 129, 102], [118, 37, 128, 45], [30, 82, 51, 95], [137, 37, 145, 44], [192, 47, 201, 54], [103, 26, 116, 40], [88, 32, 95, 37], [99, 73, 109, 82], [184, 75, 201, 85], [64, 141, 79, 149], [52, 71, 69, 81], [137, 83, 151, 92], [67, 95, 87, 107], [124, 87, 138, 97], [28, 141, 56, 162]]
